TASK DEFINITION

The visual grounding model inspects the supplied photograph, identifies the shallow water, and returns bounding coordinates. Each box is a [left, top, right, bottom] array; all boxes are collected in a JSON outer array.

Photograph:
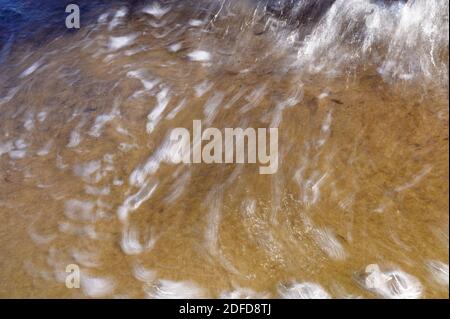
[[0, 0, 448, 298]]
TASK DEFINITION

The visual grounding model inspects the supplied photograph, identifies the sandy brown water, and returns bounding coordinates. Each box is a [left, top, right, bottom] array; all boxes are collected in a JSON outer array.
[[0, 0, 448, 298]]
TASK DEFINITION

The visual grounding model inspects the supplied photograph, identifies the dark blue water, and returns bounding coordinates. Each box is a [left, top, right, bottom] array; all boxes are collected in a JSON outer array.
[[0, 0, 123, 62]]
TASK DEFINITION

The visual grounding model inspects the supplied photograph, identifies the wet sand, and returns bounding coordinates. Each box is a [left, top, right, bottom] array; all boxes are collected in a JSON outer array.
[[0, 0, 448, 298]]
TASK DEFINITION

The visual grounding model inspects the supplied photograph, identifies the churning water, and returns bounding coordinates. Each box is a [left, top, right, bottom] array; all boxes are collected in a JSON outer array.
[[0, 0, 448, 298]]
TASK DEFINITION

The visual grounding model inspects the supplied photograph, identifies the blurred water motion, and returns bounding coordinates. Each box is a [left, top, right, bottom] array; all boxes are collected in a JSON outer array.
[[0, 0, 448, 298]]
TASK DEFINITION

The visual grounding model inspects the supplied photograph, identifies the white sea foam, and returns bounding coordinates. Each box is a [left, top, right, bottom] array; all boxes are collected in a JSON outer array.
[[20, 60, 43, 78], [113, 178, 124, 186], [14, 139, 27, 150], [0, 141, 13, 157], [242, 199, 285, 265], [163, 170, 191, 204], [23, 112, 34, 131], [194, 80, 213, 97], [189, 19, 205, 27], [64, 200, 96, 222], [166, 98, 187, 120], [120, 227, 148, 255], [56, 154, 69, 170], [128, 133, 188, 187], [204, 188, 223, 256], [145, 280, 204, 299], [239, 84, 267, 114], [72, 249, 100, 268], [97, 12, 109, 24], [220, 288, 270, 299], [108, 34, 138, 51], [89, 114, 115, 137], [85, 185, 110, 196], [223, 88, 246, 109], [296, 169, 329, 207], [313, 228, 347, 261], [142, 3, 171, 19], [117, 181, 158, 222], [318, 90, 330, 99], [359, 264, 423, 299], [81, 273, 115, 298], [0, 87, 20, 106], [426, 260, 449, 287], [36, 140, 53, 156], [290, 0, 448, 83], [168, 42, 183, 53], [133, 264, 157, 283], [395, 164, 433, 193], [146, 87, 171, 134], [108, 7, 128, 31], [127, 69, 160, 91], [278, 282, 331, 299], [203, 92, 224, 124], [6, 138, 28, 159], [67, 118, 86, 148], [67, 131, 82, 148], [73, 160, 102, 181], [188, 50, 211, 62], [89, 103, 120, 138], [28, 224, 56, 245]]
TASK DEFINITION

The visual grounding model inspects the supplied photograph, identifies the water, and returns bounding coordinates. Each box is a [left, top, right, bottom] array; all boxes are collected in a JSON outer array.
[[0, 0, 448, 298]]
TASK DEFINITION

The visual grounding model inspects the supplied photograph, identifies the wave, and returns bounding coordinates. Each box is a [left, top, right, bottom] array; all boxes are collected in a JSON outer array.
[[1, 0, 448, 86]]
